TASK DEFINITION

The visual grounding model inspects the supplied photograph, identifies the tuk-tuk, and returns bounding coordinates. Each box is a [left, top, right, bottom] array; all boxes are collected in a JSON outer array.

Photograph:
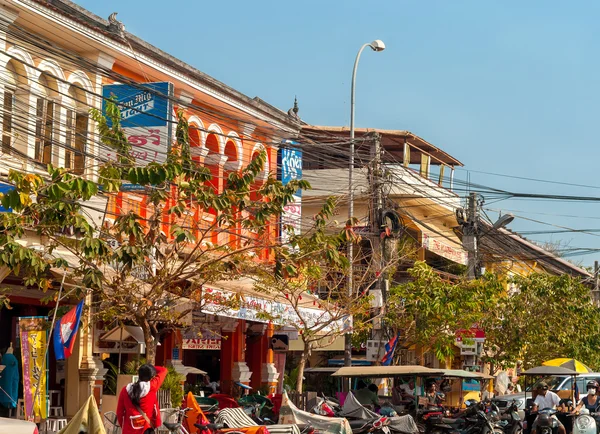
[[437, 369, 493, 409]]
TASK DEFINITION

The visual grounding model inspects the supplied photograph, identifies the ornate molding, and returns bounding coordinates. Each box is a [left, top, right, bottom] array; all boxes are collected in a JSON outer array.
[[16, 0, 298, 135]]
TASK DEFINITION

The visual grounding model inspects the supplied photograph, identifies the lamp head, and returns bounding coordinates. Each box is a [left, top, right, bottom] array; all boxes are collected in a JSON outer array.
[[492, 213, 515, 230], [369, 40, 386, 52]]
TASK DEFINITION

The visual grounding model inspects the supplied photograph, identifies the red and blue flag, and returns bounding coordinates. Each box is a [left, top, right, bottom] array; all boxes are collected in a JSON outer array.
[[54, 300, 84, 360], [381, 333, 400, 366]]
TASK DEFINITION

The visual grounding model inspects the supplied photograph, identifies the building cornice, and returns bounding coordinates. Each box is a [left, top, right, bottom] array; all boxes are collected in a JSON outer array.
[[19, 0, 300, 136]]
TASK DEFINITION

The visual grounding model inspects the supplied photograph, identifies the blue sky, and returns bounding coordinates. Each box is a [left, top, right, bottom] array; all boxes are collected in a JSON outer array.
[[77, 0, 600, 267]]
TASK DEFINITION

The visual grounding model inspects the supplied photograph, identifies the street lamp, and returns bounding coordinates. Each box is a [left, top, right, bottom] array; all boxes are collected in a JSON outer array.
[[345, 40, 386, 369]]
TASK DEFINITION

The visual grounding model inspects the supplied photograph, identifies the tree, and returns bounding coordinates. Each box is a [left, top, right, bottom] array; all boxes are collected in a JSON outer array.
[[252, 198, 377, 392], [0, 100, 309, 364], [480, 273, 600, 372], [385, 261, 504, 363]]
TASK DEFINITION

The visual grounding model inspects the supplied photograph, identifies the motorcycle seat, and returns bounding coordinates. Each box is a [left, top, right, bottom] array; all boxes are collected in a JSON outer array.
[[439, 418, 465, 425]]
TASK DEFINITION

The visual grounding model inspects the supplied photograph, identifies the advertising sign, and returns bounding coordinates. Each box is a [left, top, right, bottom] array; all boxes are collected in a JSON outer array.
[[279, 146, 303, 187], [201, 286, 350, 333], [278, 144, 302, 245], [182, 338, 221, 350], [0, 183, 14, 212], [19, 316, 47, 421], [422, 233, 467, 265], [101, 82, 174, 167]]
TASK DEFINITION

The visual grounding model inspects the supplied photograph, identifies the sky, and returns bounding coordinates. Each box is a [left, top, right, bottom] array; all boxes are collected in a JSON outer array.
[[76, 0, 600, 267]]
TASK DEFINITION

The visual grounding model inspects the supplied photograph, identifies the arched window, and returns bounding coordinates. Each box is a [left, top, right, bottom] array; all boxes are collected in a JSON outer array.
[[1, 62, 18, 153], [34, 73, 58, 165], [65, 84, 88, 174]]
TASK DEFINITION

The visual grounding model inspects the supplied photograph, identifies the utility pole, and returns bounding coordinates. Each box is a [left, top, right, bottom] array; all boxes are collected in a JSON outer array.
[[464, 192, 479, 279], [369, 132, 384, 337], [594, 260, 599, 306]]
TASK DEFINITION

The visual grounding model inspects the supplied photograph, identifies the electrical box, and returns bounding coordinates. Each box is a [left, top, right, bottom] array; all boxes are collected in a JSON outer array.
[[366, 339, 385, 361]]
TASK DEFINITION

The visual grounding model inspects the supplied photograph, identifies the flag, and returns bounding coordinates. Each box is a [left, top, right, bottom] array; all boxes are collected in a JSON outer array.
[[381, 333, 400, 366], [53, 300, 84, 360]]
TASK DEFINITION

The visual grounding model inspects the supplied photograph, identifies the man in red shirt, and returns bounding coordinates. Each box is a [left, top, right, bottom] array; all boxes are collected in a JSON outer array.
[[117, 364, 168, 434]]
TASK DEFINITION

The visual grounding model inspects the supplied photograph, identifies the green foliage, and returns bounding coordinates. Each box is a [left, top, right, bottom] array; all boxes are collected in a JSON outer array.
[[161, 366, 185, 408], [0, 98, 320, 365], [123, 358, 147, 375], [103, 360, 119, 395], [479, 273, 600, 372], [386, 261, 504, 362]]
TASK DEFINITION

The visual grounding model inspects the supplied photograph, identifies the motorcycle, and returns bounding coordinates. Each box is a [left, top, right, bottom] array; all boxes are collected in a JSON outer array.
[[492, 400, 523, 434], [425, 401, 501, 434], [531, 409, 560, 434], [311, 395, 342, 417], [570, 408, 599, 434]]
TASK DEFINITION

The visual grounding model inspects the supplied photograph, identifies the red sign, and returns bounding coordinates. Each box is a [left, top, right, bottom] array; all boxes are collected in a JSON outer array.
[[455, 327, 485, 342]]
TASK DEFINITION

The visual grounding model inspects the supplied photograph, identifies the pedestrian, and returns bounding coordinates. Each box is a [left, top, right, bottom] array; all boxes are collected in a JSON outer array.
[[117, 363, 168, 434]]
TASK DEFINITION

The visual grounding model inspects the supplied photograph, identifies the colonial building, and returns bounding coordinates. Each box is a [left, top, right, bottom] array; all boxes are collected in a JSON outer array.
[[0, 0, 310, 418]]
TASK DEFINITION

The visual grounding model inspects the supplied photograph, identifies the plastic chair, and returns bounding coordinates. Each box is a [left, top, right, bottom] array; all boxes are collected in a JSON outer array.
[[210, 393, 241, 409]]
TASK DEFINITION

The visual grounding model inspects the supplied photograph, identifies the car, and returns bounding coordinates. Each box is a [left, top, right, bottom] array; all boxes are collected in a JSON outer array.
[[0, 417, 39, 434], [492, 373, 600, 420]]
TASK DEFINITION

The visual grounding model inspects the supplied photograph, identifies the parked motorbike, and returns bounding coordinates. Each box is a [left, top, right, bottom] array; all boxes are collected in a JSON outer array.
[[425, 401, 501, 434], [492, 401, 523, 434], [311, 395, 342, 417]]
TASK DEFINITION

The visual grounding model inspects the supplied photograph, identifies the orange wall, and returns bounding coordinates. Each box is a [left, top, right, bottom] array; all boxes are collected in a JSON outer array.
[[104, 63, 280, 258]]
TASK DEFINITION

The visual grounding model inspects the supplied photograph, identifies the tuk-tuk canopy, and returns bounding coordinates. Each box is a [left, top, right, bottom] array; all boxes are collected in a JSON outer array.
[[332, 365, 443, 378], [438, 369, 493, 380], [522, 366, 579, 376]]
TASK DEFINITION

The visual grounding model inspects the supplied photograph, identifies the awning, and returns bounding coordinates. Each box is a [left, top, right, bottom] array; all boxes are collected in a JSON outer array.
[[101, 325, 146, 344], [182, 365, 207, 375], [332, 365, 444, 378]]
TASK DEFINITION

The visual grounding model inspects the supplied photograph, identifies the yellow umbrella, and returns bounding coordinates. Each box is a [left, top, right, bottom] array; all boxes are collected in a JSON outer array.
[[542, 358, 592, 373]]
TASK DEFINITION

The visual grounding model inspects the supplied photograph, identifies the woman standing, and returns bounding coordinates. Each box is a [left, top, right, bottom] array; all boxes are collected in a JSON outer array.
[[117, 364, 168, 434]]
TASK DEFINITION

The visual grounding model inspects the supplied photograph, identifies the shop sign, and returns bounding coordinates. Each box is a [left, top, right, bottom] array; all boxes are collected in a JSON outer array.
[[101, 82, 174, 170], [422, 233, 467, 265], [18, 316, 47, 421], [0, 183, 14, 212], [278, 144, 302, 246], [271, 334, 289, 352], [202, 287, 351, 333], [182, 338, 221, 350]]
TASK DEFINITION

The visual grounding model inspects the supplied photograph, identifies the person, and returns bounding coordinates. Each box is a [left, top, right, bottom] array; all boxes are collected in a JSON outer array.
[[572, 380, 600, 413], [354, 380, 379, 407], [424, 379, 443, 408], [507, 383, 515, 394], [393, 379, 416, 404], [117, 363, 168, 434], [531, 382, 566, 434], [0, 344, 18, 413], [512, 376, 522, 393]]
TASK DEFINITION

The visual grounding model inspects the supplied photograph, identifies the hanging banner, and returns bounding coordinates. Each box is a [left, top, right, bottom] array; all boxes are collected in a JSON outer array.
[[19, 316, 47, 421]]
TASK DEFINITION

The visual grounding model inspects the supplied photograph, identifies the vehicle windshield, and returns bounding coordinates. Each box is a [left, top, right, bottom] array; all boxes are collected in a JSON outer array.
[[526, 376, 567, 392]]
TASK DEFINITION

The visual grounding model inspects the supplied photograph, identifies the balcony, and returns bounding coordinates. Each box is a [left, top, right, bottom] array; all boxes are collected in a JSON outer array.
[[301, 126, 463, 212]]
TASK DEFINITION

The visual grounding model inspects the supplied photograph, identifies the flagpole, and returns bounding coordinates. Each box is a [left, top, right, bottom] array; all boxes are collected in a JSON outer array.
[[30, 272, 66, 420]]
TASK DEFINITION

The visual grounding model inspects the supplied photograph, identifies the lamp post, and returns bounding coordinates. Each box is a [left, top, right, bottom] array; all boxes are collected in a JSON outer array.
[[345, 40, 386, 369]]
